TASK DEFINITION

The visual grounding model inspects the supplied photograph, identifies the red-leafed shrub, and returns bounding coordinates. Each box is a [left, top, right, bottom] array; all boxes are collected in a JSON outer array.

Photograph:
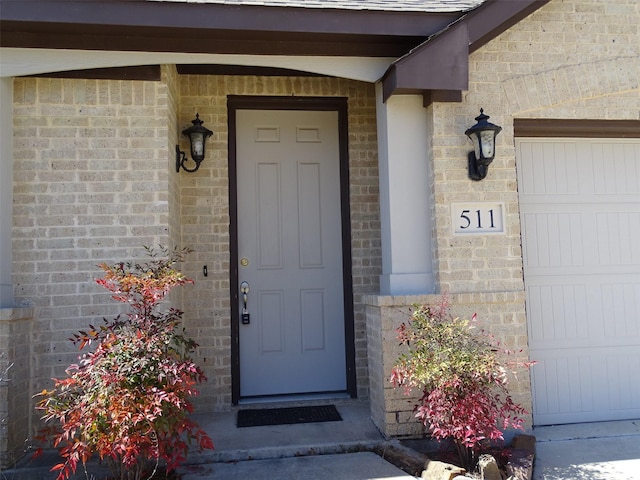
[[35, 246, 214, 480], [390, 299, 534, 471]]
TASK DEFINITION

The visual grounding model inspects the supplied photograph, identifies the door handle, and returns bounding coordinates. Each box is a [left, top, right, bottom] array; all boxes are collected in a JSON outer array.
[[240, 281, 250, 324]]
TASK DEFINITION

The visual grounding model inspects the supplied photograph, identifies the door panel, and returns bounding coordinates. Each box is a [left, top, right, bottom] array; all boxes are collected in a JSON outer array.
[[237, 109, 347, 398]]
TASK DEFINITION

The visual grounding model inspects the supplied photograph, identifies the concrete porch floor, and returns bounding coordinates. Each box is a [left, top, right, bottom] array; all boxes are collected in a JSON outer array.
[[183, 399, 387, 464], [177, 398, 419, 480]]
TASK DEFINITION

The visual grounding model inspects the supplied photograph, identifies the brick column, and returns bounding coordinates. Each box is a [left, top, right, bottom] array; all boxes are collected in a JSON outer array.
[[366, 292, 532, 437]]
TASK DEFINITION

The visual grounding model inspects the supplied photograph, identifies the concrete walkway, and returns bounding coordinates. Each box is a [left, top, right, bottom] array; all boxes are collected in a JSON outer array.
[[179, 452, 414, 480], [533, 419, 640, 480], [3, 401, 639, 480]]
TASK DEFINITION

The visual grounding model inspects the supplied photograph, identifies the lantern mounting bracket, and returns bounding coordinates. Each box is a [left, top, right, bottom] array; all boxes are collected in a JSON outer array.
[[175, 145, 199, 173], [467, 151, 489, 181]]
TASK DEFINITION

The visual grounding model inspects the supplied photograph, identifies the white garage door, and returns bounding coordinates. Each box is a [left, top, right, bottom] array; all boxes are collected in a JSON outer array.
[[517, 138, 640, 426]]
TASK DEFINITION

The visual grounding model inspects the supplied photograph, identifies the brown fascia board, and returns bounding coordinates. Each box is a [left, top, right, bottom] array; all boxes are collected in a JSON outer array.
[[381, 0, 550, 102], [382, 20, 470, 102], [514, 119, 640, 138], [0, 0, 461, 57], [2, 23, 423, 57]]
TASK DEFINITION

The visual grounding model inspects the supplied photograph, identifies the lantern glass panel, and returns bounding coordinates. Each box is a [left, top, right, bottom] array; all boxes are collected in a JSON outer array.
[[470, 133, 481, 160], [480, 130, 495, 159], [191, 133, 204, 159]]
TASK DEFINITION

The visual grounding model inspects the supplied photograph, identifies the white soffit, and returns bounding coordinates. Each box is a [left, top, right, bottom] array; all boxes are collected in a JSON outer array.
[[149, 0, 486, 13], [0, 48, 394, 82]]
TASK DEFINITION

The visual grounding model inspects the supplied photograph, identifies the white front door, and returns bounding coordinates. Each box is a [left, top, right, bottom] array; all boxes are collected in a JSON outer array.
[[236, 108, 347, 398], [517, 137, 640, 425]]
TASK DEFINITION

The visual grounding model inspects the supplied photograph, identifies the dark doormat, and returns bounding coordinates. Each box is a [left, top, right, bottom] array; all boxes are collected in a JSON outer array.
[[237, 404, 342, 428]]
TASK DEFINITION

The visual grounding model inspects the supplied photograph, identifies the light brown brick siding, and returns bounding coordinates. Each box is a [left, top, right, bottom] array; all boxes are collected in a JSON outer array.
[[12, 74, 381, 414], [176, 75, 380, 408], [12, 76, 173, 399]]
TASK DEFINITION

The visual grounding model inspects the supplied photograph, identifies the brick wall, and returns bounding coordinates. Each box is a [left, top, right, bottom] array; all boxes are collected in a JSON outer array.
[[371, 0, 639, 436], [0, 307, 32, 468], [177, 75, 380, 409], [11, 74, 381, 416], [367, 293, 530, 437], [12, 76, 173, 399]]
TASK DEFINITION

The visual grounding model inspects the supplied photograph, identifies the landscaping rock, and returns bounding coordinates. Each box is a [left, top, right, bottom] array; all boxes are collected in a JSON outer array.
[[505, 449, 534, 480], [505, 434, 536, 480], [478, 454, 502, 480], [378, 439, 431, 477], [512, 435, 536, 454], [422, 459, 466, 480]]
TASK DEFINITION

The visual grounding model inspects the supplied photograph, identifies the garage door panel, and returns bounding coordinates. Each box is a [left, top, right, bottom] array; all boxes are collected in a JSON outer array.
[[531, 354, 595, 424], [521, 211, 584, 267], [596, 212, 640, 265], [517, 137, 640, 425], [518, 141, 580, 195], [526, 283, 588, 345], [600, 283, 640, 339], [592, 142, 640, 194], [526, 278, 640, 348], [523, 208, 640, 269], [531, 347, 640, 425], [606, 353, 640, 412], [519, 140, 640, 198]]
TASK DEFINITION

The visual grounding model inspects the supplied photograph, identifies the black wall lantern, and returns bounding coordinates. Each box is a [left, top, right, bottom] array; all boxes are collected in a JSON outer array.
[[465, 109, 502, 181], [176, 113, 213, 173]]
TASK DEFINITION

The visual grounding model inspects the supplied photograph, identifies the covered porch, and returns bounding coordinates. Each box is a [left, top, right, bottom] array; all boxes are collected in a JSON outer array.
[[0, 0, 546, 467]]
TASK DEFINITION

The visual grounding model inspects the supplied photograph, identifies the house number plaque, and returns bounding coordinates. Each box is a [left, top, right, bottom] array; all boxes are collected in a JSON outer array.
[[451, 202, 505, 235]]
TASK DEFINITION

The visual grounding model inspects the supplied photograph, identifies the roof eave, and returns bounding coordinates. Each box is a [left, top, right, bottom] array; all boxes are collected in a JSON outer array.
[[381, 0, 551, 103], [0, 0, 462, 57]]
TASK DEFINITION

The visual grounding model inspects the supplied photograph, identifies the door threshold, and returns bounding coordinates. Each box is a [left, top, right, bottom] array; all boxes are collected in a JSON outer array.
[[238, 391, 351, 405]]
